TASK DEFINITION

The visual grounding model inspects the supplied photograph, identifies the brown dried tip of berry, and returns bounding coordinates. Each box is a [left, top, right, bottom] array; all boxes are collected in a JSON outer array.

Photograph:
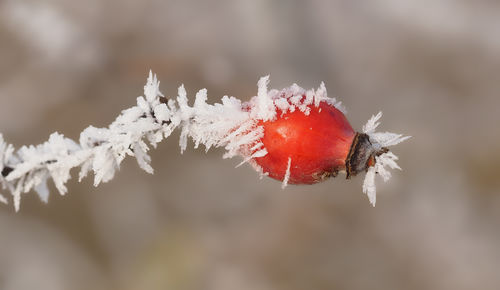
[[346, 133, 389, 179]]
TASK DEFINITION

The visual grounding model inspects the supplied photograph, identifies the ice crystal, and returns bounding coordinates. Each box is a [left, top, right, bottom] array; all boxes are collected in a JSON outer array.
[[362, 112, 411, 206], [281, 157, 292, 189]]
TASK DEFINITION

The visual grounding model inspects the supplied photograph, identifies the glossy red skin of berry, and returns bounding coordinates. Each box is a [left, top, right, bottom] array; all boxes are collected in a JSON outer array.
[[254, 102, 356, 184]]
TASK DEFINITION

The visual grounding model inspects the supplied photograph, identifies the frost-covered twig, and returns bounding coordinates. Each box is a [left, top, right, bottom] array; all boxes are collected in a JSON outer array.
[[0, 71, 408, 211], [0, 72, 262, 211]]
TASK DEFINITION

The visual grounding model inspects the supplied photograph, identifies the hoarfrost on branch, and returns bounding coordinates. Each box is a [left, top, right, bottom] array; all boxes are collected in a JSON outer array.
[[0, 71, 408, 211]]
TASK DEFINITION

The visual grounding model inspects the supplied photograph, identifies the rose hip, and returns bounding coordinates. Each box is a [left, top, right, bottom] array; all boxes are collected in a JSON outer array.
[[254, 101, 357, 184]]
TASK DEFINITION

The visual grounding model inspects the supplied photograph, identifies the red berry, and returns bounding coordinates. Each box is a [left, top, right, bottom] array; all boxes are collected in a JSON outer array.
[[253, 100, 356, 184]]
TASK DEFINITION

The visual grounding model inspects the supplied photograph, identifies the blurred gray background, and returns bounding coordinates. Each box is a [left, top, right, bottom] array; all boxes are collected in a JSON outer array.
[[1, 0, 499, 289]]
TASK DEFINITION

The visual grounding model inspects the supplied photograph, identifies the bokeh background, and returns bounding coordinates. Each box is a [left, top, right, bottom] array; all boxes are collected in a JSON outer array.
[[1, 0, 499, 289]]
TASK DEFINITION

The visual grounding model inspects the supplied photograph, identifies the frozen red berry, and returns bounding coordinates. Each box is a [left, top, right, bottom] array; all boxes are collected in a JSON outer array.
[[252, 97, 392, 187], [254, 101, 356, 184], [244, 77, 410, 205]]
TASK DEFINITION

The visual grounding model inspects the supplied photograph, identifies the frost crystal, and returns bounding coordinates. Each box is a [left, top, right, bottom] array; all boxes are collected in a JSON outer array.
[[0, 71, 406, 211], [362, 112, 411, 206], [281, 157, 292, 189]]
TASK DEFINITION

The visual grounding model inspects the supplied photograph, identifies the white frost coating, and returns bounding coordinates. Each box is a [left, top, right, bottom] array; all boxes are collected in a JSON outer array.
[[281, 157, 292, 189], [251, 75, 276, 121], [363, 167, 377, 206], [314, 82, 346, 114], [0, 71, 407, 211], [249, 76, 346, 121], [362, 112, 411, 206], [362, 112, 383, 134], [0, 71, 174, 211]]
